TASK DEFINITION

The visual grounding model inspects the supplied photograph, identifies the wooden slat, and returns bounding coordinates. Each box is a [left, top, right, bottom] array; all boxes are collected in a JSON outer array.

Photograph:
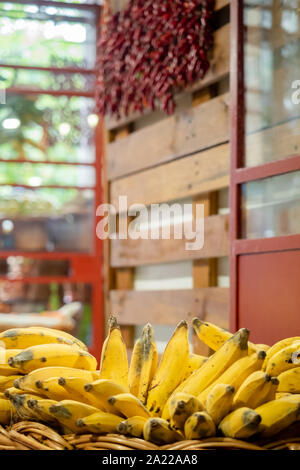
[[110, 143, 229, 209], [107, 92, 229, 180], [110, 287, 229, 327], [111, 214, 229, 267], [105, 23, 230, 132]]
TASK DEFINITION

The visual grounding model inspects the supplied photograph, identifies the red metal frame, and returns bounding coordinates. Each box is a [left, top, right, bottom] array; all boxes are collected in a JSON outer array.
[[0, 1, 103, 359], [229, 0, 300, 333]]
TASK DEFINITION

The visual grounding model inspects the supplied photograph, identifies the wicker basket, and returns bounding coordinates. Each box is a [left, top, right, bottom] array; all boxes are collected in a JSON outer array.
[[0, 422, 300, 451]]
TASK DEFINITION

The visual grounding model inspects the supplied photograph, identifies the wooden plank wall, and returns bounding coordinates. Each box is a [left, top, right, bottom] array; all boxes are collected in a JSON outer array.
[[102, 1, 231, 353]]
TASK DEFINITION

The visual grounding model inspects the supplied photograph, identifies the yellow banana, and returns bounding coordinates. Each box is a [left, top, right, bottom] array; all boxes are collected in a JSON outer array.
[[265, 342, 300, 376], [276, 392, 292, 399], [177, 328, 249, 402], [128, 337, 143, 397], [232, 371, 271, 410], [99, 316, 129, 390], [256, 394, 300, 437], [8, 344, 97, 373], [0, 364, 24, 376], [36, 377, 70, 401], [146, 321, 190, 417], [219, 407, 261, 439], [49, 400, 100, 432], [15, 367, 98, 394], [84, 379, 127, 413], [76, 410, 123, 433], [0, 326, 87, 350], [168, 392, 203, 430], [108, 393, 150, 419], [4, 387, 28, 398], [206, 383, 235, 425], [138, 324, 158, 405], [265, 377, 279, 402], [182, 354, 207, 381], [277, 368, 300, 393], [0, 397, 16, 425], [198, 350, 266, 405], [58, 377, 104, 408], [192, 319, 257, 354], [118, 416, 148, 438], [143, 418, 183, 445], [263, 336, 300, 370], [10, 393, 45, 421], [0, 375, 22, 392], [27, 398, 60, 425], [184, 411, 216, 439]]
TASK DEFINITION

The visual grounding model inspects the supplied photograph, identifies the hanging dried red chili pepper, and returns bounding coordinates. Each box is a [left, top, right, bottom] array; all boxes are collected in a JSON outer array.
[[95, 0, 215, 119]]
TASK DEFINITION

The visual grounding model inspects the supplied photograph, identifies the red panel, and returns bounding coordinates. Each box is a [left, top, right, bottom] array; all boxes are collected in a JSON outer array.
[[238, 250, 300, 344]]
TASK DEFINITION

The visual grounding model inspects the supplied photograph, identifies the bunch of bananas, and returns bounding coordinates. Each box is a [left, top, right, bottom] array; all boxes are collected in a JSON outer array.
[[0, 318, 300, 445]]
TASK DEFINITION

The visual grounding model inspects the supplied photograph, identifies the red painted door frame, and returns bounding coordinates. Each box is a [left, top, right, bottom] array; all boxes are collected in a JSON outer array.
[[229, 0, 300, 338], [0, 2, 104, 359]]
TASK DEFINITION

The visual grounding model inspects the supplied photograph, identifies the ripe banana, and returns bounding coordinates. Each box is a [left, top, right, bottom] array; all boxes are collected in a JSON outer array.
[[182, 354, 207, 381], [168, 392, 203, 430], [58, 377, 104, 408], [36, 377, 70, 401], [143, 418, 183, 445], [118, 416, 148, 438], [27, 398, 60, 426], [219, 407, 261, 439], [277, 368, 300, 393], [128, 336, 143, 397], [8, 344, 97, 373], [232, 371, 271, 410], [192, 319, 257, 354], [10, 393, 44, 421], [0, 364, 24, 376], [265, 342, 300, 376], [49, 400, 100, 432], [138, 324, 158, 405], [99, 316, 129, 390], [184, 411, 216, 439], [84, 379, 127, 413], [146, 321, 190, 417], [198, 350, 266, 405], [4, 387, 27, 398], [276, 392, 292, 399], [0, 375, 22, 392], [76, 410, 123, 433], [206, 383, 235, 425], [256, 394, 300, 437], [15, 367, 98, 394], [0, 327, 87, 351], [177, 328, 249, 401], [263, 336, 300, 370], [0, 397, 16, 425], [108, 393, 150, 419], [265, 377, 279, 402]]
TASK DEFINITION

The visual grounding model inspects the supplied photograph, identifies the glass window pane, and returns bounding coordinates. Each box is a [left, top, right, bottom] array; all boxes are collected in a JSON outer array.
[[0, 187, 94, 253], [0, 281, 93, 346], [244, 1, 300, 167], [0, 66, 95, 94], [0, 2, 96, 68], [241, 170, 300, 239], [0, 94, 96, 163], [0, 163, 95, 187]]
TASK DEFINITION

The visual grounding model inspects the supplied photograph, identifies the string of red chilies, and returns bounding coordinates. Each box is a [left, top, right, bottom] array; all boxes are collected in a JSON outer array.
[[95, 0, 215, 119]]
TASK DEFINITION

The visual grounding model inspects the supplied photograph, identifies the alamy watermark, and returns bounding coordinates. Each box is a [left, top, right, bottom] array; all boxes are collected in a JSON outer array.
[[96, 196, 204, 251], [291, 80, 300, 105]]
